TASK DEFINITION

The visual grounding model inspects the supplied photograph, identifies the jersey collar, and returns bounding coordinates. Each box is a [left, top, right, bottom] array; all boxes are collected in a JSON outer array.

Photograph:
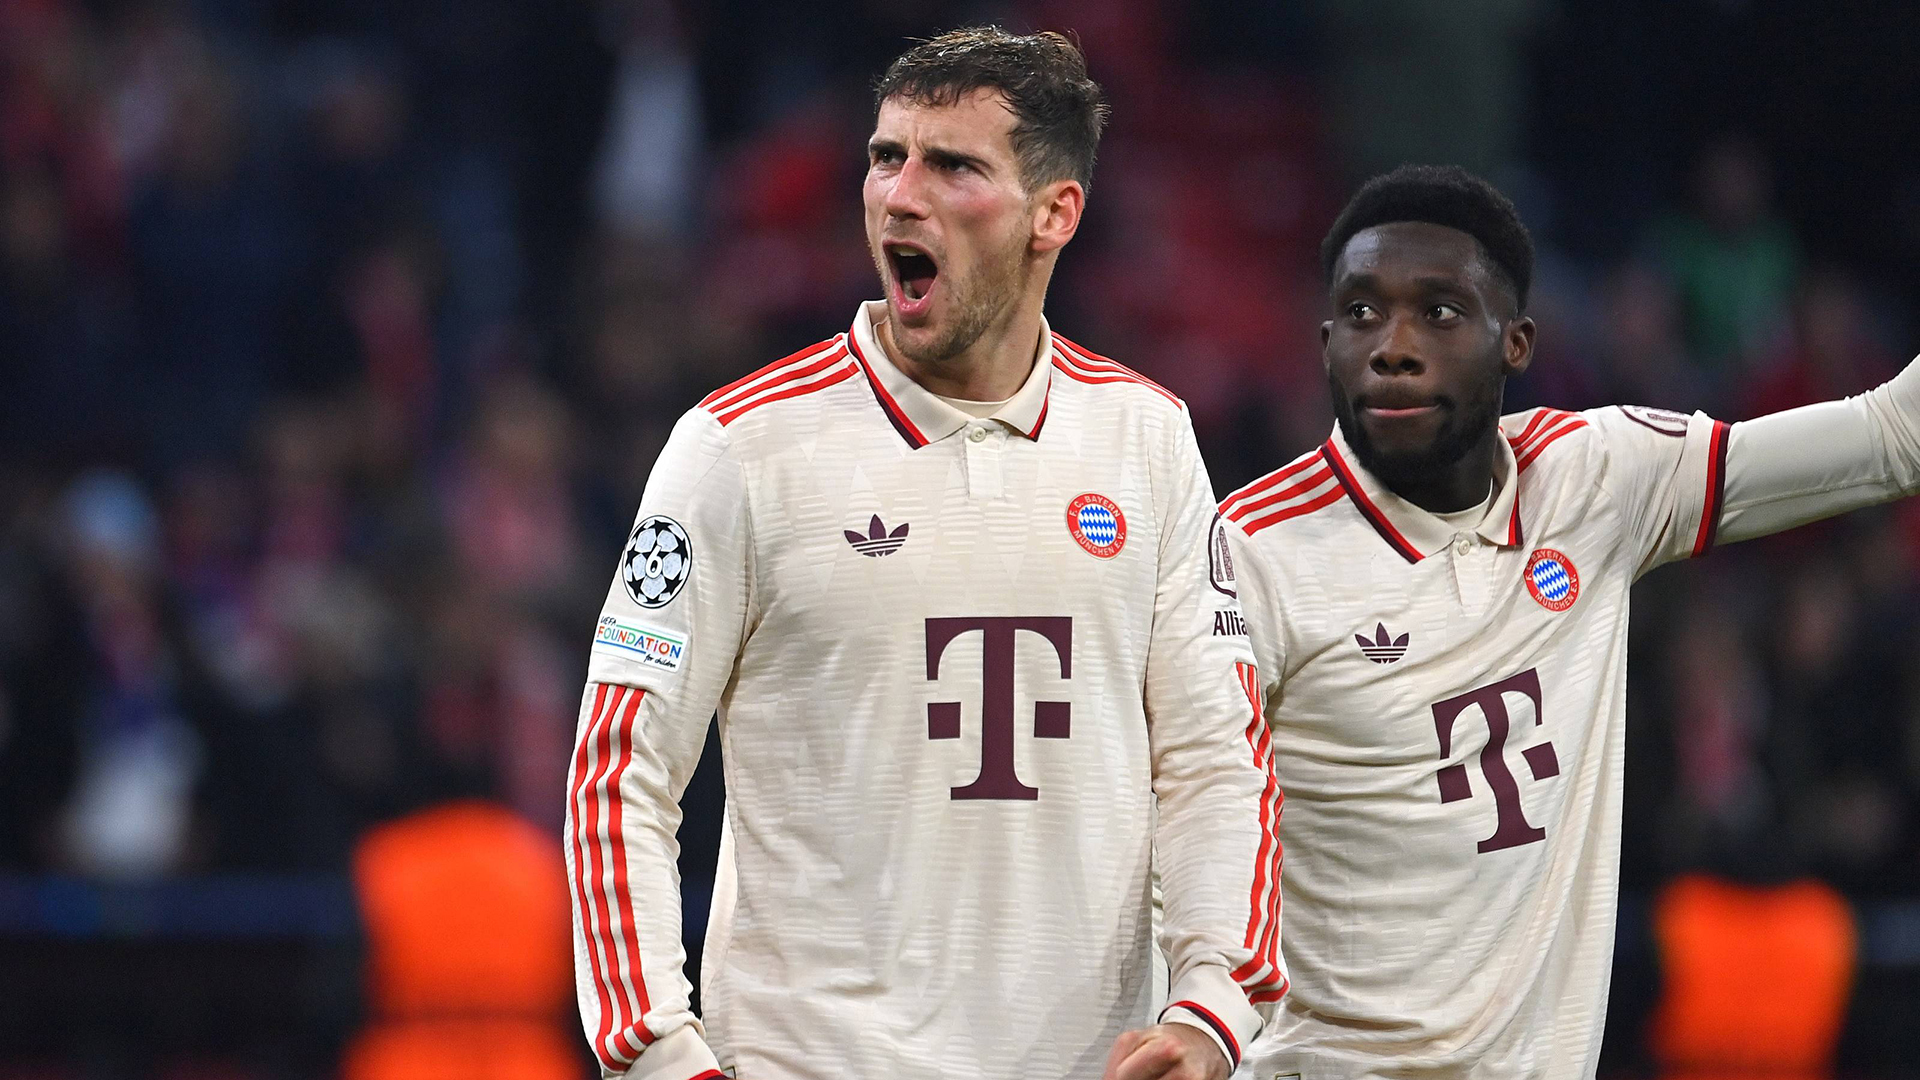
[[847, 300, 1053, 449], [1321, 424, 1524, 564]]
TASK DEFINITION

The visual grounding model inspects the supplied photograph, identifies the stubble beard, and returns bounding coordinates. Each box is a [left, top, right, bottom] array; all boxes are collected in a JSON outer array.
[[1330, 368, 1506, 490]]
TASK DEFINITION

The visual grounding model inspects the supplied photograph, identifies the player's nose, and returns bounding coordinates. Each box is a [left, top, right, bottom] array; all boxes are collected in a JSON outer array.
[[1369, 315, 1428, 375], [882, 156, 933, 219]]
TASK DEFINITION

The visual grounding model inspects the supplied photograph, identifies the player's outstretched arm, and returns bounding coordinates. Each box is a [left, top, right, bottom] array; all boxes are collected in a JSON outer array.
[[1123, 408, 1284, 1078], [1714, 355, 1920, 544], [1588, 357, 1920, 575], [566, 409, 749, 1080]]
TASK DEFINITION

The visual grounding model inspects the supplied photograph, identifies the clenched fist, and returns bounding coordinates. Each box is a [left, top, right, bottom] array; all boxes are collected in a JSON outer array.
[[1101, 1022, 1230, 1080]]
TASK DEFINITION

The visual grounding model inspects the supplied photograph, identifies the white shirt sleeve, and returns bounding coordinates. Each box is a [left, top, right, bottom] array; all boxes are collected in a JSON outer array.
[[1147, 409, 1286, 1071], [1716, 356, 1920, 544], [1590, 356, 1920, 576], [567, 408, 749, 1080], [1583, 404, 1731, 577]]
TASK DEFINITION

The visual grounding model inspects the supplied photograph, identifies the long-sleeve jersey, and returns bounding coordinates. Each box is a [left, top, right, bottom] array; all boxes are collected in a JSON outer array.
[[566, 302, 1285, 1080], [1221, 360, 1920, 1080]]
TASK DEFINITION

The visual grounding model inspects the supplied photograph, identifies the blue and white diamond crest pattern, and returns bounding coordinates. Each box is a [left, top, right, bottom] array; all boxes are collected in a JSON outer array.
[[1530, 556, 1572, 602], [1077, 503, 1119, 547]]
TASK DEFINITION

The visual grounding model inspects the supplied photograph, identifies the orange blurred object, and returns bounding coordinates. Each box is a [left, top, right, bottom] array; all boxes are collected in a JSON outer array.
[[1648, 874, 1855, 1079], [342, 801, 581, 1080], [340, 1018, 580, 1080]]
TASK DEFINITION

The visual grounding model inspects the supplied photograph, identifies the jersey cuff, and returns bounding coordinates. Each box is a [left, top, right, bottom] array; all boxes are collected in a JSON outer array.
[[1689, 417, 1732, 557], [1160, 964, 1264, 1071], [613, 1024, 722, 1080]]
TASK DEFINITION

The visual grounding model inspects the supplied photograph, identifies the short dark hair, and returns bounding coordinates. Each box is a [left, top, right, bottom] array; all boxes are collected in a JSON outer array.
[[874, 26, 1109, 193], [1321, 165, 1535, 312]]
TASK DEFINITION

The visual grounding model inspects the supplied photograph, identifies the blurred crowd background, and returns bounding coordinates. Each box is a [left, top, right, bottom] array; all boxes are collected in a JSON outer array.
[[3, 0, 1920, 1076]]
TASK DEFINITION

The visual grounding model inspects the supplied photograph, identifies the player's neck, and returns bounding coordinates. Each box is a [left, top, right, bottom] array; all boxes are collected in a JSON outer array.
[[878, 294, 1046, 402], [1381, 432, 1501, 515]]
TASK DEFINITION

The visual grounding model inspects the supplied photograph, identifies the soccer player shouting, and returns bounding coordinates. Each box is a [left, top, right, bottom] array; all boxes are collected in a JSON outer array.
[[567, 28, 1282, 1080], [1222, 165, 1920, 1079]]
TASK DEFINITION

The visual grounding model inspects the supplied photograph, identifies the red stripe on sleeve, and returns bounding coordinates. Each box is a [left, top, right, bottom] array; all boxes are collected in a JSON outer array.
[[1691, 419, 1732, 557], [706, 346, 849, 414], [1221, 454, 1323, 517], [602, 688, 656, 1047], [1231, 666, 1269, 957], [576, 685, 653, 1066], [1241, 483, 1342, 535], [699, 336, 842, 410], [589, 688, 642, 1064], [1228, 662, 1285, 995], [1050, 334, 1182, 404], [1050, 354, 1183, 404], [570, 685, 625, 1071], [1509, 408, 1554, 449], [1249, 982, 1291, 1004], [1260, 818, 1283, 981], [714, 360, 856, 425], [1237, 719, 1284, 990], [1514, 417, 1588, 472], [1225, 466, 1335, 524], [1248, 664, 1284, 992]]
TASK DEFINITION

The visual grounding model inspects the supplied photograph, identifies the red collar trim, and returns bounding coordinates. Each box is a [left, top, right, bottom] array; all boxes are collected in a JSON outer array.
[[1320, 439, 1426, 564], [846, 330, 929, 449]]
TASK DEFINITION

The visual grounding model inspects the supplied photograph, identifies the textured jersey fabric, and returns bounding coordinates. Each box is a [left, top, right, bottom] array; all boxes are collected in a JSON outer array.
[[566, 302, 1285, 1080]]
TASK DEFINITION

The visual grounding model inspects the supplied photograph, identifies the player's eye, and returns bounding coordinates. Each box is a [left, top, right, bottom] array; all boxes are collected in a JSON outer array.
[[1429, 303, 1464, 321], [1347, 303, 1378, 322], [870, 147, 902, 166]]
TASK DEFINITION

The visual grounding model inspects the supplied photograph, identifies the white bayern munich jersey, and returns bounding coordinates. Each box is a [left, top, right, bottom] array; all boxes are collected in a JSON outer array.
[[565, 302, 1286, 1080], [1223, 362, 1920, 1080]]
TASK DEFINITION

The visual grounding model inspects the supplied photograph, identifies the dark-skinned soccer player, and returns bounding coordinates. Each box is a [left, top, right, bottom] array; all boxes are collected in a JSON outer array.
[[1221, 164, 1920, 1079]]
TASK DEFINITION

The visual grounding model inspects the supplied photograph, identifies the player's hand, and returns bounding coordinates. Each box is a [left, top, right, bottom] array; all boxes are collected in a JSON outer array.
[[1101, 1022, 1230, 1080]]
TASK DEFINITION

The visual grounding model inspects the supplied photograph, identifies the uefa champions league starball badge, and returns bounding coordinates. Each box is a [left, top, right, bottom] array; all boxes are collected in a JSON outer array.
[[1524, 548, 1580, 612], [1066, 493, 1127, 559], [622, 515, 692, 608]]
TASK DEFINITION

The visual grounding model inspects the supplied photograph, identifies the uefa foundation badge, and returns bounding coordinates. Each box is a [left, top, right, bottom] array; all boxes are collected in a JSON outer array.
[[1067, 493, 1127, 558], [1524, 548, 1580, 611]]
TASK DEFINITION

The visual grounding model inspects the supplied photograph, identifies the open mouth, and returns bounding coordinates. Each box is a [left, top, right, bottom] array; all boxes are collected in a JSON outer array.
[[886, 243, 940, 305]]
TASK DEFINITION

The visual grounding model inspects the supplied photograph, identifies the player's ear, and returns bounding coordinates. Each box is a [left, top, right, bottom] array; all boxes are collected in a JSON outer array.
[[1030, 178, 1083, 255], [1504, 314, 1536, 377]]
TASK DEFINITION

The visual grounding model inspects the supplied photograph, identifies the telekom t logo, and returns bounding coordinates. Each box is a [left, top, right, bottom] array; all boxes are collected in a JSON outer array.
[[925, 616, 1073, 800], [1432, 668, 1561, 853]]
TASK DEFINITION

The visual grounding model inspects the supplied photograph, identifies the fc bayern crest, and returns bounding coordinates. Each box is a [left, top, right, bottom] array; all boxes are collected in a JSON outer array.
[[621, 515, 692, 608], [1524, 548, 1580, 612], [1067, 493, 1127, 559]]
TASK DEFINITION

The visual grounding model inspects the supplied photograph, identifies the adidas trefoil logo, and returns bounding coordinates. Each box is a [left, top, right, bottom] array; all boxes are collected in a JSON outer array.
[[845, 514, 910, 558], [1355, 622, 1410, 664]]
